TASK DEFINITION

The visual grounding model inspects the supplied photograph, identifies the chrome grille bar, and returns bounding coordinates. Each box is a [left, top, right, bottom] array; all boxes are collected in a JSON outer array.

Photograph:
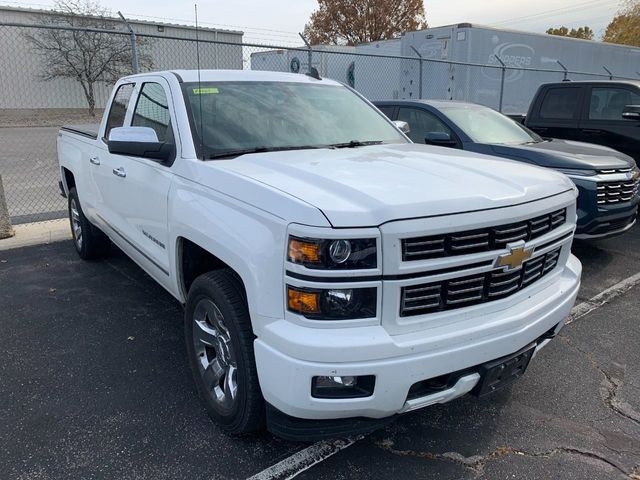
[[399, 247, 563, 317], [401, 209, 567, 261]]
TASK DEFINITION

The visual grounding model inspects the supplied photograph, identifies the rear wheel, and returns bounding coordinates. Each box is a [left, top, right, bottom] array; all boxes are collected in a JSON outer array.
[[67, 187, 110, 260], [185, 270, 265, 434]]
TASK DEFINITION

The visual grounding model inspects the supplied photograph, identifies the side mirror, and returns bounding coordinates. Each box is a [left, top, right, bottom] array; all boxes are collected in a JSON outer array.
[[107, 126, 173, 162], [393, 120, 411, 135], [622, 105, 640, 121], [425, 131, 456, 147]]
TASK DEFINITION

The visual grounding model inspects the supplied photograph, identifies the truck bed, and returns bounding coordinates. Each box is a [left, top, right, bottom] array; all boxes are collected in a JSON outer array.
[[60, 124, 100, 140]]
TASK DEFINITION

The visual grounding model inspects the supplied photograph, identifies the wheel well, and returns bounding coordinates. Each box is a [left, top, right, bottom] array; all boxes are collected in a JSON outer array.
[[179, 238, 247, 299], [62, 167, 75, 191]]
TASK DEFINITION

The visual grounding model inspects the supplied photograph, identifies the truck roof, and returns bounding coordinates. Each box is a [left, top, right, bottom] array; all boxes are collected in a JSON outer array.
[[539, 80, 640, 88], [375, 99, 477, 109], [120, 69, 344, 86]]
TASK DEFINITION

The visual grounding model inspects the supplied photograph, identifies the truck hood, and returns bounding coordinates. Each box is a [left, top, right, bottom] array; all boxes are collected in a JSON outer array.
[[217, 143, 574, 227], [489, 139, 635, 171]]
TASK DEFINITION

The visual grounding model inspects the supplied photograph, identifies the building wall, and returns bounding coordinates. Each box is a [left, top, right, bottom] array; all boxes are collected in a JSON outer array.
[[0, 7, 243, 109]]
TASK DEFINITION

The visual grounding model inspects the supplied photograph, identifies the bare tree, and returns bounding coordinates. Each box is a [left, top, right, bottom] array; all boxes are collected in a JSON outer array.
[[24, 0, 151, 116]]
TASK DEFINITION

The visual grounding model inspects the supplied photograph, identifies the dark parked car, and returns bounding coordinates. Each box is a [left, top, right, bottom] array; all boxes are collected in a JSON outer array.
[[524, 81, 640, 162], [375, 99, 639, 239]]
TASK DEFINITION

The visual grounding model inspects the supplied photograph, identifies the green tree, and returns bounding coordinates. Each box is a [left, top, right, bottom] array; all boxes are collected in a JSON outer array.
[[546, 25, 594, 40], [603, 0, 640, 47], [303, 0, 428, 46]]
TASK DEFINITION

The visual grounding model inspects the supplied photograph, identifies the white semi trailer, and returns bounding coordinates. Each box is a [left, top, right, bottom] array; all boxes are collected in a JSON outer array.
[[399, 23, 640, 113]]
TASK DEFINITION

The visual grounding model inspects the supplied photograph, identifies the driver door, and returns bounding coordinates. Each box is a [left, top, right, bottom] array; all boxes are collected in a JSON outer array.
[[579, 86, 640, 160], [97, 79, 176, 279]]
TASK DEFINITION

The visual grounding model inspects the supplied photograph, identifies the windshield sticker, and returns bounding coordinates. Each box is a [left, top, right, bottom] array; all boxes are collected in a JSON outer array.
[[192, 87, 219, 94]]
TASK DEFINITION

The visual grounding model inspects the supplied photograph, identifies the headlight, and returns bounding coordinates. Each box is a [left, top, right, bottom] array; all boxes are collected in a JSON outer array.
[[554, 168, 597, 177], [287, 236, 377, 270], [287, 285, 377, 320]]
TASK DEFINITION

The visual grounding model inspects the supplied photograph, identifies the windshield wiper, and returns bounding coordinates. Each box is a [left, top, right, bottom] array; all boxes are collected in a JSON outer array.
[[207, 144, 328, 159], [328, 140, 385, 149]]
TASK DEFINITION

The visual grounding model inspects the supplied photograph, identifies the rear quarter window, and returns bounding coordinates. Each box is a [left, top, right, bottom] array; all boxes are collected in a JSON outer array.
[[539, 87, 581, 120]]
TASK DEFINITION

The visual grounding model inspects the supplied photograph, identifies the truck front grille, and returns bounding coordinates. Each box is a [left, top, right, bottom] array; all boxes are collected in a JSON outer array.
[[596, 179, 639, 205], [399, 247, 562, 317], [402, 209, 566, 261]]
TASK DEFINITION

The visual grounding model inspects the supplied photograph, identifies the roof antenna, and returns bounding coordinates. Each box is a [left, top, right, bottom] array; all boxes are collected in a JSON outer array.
[[195, 4, 204, 159]]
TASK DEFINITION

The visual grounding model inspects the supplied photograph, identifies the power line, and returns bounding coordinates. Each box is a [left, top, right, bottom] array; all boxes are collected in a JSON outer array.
[[119, 11, 302, 39], [0, 1, 304, 40], [491, 0, 618, 26]]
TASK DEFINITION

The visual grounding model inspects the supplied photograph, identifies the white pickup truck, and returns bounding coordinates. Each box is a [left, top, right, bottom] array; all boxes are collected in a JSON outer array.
[[58, 70, 582, 440]]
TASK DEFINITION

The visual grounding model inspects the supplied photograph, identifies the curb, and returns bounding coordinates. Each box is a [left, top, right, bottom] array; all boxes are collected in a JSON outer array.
[[0, 219, 71, 251]]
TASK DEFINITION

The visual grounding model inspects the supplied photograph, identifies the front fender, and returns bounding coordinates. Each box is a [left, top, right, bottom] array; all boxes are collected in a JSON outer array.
[[168, 176, 289, 335]]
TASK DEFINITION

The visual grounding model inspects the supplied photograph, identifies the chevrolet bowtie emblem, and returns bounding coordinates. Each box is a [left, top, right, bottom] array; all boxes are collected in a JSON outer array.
[[496, 243, 534, 271]]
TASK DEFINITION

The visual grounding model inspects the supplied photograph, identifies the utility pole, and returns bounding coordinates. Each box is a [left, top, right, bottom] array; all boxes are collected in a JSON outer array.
[[118, 11, 139, 74], [494, 55, 507, 113], [410, 46, 424, 99], [299, 33, 313, 73]]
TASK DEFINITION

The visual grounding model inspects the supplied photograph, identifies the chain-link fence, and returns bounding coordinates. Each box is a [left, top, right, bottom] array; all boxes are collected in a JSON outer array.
[[0, 21, 636, 226]]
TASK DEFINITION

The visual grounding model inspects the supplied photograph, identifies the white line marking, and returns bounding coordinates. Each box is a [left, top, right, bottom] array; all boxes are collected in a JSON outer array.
[[250, 271, 640, 480], [247, 437, 358, 480], [567, 271, 640, 324]]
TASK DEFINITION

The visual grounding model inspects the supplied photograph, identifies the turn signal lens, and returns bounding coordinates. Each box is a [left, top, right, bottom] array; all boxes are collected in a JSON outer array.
[[288, 238, 322, 265], [287, 285, 377, 320], [287, 287, 320, 315]]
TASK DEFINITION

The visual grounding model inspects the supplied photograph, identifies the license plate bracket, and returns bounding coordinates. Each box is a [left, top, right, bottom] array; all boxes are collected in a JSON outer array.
[[473, 344, 536, 397]]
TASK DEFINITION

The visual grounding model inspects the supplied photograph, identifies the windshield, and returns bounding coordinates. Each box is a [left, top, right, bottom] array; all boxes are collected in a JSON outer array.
[[441, 105, 543, 145], [183, 81, 407, 158]]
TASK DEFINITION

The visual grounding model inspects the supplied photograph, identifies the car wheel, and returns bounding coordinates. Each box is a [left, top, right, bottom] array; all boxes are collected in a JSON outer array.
[[185, 270, 265, 434], [67, 187, 110, 260]]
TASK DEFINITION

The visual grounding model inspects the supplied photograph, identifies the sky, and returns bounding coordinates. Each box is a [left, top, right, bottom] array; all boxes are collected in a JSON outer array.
[[0, 0, 623, 44]]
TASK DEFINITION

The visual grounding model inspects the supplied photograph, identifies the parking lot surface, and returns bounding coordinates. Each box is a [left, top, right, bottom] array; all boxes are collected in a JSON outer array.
[[1, 226, 640, 479]]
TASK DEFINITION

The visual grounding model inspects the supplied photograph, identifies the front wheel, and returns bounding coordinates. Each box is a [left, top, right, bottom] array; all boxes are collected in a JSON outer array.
[[185, 270, 265, 434], [67, 187, 110, 260]]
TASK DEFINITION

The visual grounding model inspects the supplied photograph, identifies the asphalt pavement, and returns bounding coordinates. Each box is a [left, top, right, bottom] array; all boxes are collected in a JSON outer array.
[[1, 225, 639, 479]]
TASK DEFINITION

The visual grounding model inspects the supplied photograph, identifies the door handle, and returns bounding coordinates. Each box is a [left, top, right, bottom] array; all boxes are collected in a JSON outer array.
[[112, 167, 126, 178], [582, 129, 602, 134], [89, 156, 100, 165]]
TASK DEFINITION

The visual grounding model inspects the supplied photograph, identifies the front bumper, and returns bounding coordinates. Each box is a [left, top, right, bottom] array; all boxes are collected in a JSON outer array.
[[255, 254, 581, 422]]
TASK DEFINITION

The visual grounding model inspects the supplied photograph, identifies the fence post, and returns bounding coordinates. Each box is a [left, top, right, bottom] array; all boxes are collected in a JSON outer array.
[[557, 60, 569, 81], [410, 46, 423, 99], [494, 55, 506, 113], [0, 175, 14, 240], [118, 11, 139, 74], [298, 33, 313, 74], [603, 66, 613, 80]]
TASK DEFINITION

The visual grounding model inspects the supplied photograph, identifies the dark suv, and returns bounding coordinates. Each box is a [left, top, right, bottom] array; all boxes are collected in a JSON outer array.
[[375, 99, 639, 239], [525, 81, 640, 162]]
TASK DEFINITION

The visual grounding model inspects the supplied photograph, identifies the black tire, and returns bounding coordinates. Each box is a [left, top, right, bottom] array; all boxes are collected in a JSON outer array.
[[185, 270, 265, 434], [67, 187, 110, 260]]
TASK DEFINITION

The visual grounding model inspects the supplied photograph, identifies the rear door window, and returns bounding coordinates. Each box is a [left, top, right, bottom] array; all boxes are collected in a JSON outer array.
[[588, 87, 640, 120], [539, 87, 581, 120], [104, 83, 135, 139]]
